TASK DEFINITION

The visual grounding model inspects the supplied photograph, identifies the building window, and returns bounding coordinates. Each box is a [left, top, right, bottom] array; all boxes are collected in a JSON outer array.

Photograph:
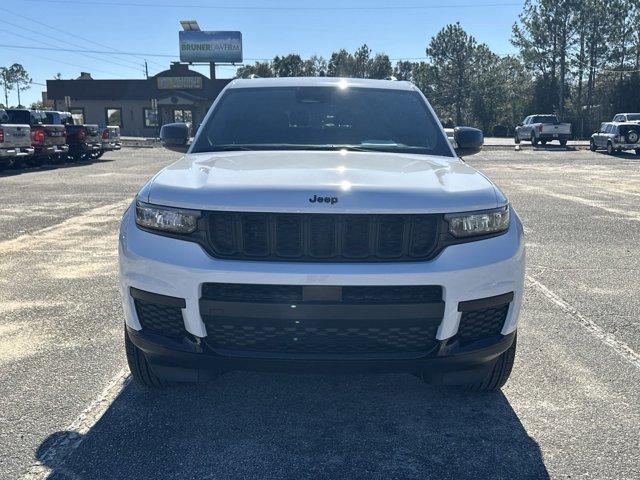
[[106, 107, 122, 126], [70, 108, 85, 124], [143, 108, 158, 128], [173, 109, 193, 124]]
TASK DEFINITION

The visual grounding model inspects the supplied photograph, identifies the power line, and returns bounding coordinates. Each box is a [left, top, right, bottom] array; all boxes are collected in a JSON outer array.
[[0, 43, 261, 61], [15, 0, 527, 10], [3, 46, 127, 78], [0, 43, 176, 58], [0, 6, 167, 70], [0, 21, 146, 74]]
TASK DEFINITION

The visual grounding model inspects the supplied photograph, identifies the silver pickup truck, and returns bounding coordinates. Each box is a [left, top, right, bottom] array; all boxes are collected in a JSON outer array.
[[514, 114, 572, 146], [0, 108, 34, 168], [6, 109, 68, 165]]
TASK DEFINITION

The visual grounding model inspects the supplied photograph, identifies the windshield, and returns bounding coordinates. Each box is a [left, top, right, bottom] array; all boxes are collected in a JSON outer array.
[[191, 86, 453, 157], [626, 114, 640, 121], [532, 115, 559, 124]]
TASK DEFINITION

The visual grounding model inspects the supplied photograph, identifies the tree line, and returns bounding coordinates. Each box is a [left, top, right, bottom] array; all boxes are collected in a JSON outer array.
[[237, 0, 639, 137]]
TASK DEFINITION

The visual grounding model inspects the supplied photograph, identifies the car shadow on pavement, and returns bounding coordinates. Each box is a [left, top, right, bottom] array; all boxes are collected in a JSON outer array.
[[595, 151, 639, 159], [0, 158, 114, 177], [36, 373, 549, 480]]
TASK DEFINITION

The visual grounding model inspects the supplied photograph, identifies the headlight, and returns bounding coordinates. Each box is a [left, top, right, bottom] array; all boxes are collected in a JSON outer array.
[[135, 201, 200, 234], [445, 206, 509, 238]]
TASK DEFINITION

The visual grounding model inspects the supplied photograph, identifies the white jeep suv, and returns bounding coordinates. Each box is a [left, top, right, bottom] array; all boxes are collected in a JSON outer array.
[[119, 77, 525, 392]]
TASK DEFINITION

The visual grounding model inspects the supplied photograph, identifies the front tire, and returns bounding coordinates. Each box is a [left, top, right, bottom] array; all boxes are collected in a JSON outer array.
[[635, 149, 640, 156], [559, 139, 568, 147], [590, 139, 597, 151], [125, 327, 167, 388], [531, 132, 539, 146], [514, 131, 520, 144], [463, 334, 517, 393]]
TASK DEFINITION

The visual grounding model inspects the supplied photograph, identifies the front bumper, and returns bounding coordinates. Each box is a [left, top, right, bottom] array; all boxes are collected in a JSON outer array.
[[119, 204, 525, 373]]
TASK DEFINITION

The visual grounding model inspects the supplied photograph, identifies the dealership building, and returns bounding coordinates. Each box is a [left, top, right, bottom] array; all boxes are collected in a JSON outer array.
[[46, 63, 232, 137]]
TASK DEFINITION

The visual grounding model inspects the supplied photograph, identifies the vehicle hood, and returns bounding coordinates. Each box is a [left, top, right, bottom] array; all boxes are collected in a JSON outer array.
[[143, 150, 505, 213]]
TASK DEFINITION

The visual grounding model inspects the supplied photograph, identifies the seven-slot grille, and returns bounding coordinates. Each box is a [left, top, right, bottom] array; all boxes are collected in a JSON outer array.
[[205, 212, 440, 262]]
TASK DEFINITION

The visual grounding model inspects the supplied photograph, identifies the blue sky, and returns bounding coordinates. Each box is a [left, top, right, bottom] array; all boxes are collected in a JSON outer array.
[[0, 0, 524, 107]]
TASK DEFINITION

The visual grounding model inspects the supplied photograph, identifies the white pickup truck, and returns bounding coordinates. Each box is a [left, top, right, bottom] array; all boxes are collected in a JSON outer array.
[[0, 108, 34, 168], [514, 114, 572, 146], [120, 77, 525, 393]]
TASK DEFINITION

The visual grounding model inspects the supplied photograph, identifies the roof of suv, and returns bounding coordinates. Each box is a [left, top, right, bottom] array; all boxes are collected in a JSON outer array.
[[226, 76, 416, 91]]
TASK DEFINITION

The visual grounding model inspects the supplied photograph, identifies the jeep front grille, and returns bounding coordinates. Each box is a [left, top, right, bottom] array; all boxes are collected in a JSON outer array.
[[205, 212, 440, 262]]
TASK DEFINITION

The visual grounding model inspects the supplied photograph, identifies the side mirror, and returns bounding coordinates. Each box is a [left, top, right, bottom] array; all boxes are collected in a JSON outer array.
[[454, 126, 483, 157], [160, 122, 190, 152]]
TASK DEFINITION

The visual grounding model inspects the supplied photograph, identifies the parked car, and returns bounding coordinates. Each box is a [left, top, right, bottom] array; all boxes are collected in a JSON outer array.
[[612, 113, 640, 123], [121, 77, 524, 393], [590, 122, 640, 155], [514, 114, 572, 146], [65, 123, 101, 161], [0, 108, 34, 168], [94, 125, 122, 159], [5, 109, 67, 165]]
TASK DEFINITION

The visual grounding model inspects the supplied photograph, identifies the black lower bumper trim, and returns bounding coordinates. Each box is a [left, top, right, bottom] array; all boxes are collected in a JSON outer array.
[[130, 287, 186, 308], [458, 292, 514, 312], [127, 325, 516, 380]]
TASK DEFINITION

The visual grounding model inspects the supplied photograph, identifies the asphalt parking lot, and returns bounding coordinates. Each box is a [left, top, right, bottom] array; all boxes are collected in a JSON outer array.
[[1, 145, 639, 480]]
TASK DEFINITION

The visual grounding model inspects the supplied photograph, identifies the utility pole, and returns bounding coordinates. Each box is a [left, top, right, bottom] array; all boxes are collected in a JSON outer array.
[[145, 60, 149, 79]]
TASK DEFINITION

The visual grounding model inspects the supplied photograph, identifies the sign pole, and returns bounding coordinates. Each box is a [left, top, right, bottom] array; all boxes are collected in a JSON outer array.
[[210, 62, 216, 79]]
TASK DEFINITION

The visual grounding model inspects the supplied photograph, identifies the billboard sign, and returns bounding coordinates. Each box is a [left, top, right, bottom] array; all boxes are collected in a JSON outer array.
[[179, 31, 243, 63], [157, 76, 203, 90]]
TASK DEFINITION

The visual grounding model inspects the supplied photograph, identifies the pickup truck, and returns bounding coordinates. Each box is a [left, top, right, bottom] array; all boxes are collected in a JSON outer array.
[[65, 123, 102, 161], [5, 109, 68, 165], [0, 108, 34, 168], [121, 77, 524, 393], [94, 125, 122, 159], [514, 114, 572, 146]]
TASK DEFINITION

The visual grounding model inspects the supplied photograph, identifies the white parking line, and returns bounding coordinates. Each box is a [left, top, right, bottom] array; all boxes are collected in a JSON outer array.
[[527, 275, 640, 369], [20, 369, 130, 480]]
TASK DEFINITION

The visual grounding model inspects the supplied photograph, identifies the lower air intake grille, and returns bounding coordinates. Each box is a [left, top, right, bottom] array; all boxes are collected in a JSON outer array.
[[457, 304, 509, 345], [200, 283, 443, 304], [134, 299, 185, 339], [200, 283, 444, 357], [204, 321, 440, 355]]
